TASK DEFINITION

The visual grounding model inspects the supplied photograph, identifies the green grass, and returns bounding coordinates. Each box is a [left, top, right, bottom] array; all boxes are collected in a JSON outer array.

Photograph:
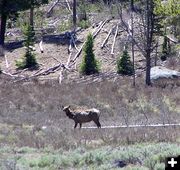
[[78, 20, 91, 29], [0, 143, 180, 170], [57, 20, 73, 32]]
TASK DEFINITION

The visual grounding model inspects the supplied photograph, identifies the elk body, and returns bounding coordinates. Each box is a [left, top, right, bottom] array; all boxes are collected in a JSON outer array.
[[62, 106, 101, 128]]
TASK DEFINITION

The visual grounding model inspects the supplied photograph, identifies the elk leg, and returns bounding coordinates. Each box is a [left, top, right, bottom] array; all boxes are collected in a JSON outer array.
[[97, 121, 101, 128], [79, 123, 82, 128], [93, 120, 101, 128], [74, 122, 78, 128]]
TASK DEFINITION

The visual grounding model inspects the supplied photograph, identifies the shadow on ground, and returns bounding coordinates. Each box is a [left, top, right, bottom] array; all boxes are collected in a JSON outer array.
[[5, 33, 82, 51]]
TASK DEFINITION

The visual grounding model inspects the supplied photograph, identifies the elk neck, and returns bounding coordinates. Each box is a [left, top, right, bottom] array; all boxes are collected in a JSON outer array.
[[65, 109, 75, 119]]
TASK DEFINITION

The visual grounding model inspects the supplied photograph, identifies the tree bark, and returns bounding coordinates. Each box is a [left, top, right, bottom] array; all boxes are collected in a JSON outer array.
[[73, 0, 77, 32], [145, 52, 151, 85], [145, 0, 154, 86], [0, 13, 7, 57], [131, 0, 134, 11], [30, 6, 34, 28], [0, 0, 7, 56], [131, 3, 136, 87]]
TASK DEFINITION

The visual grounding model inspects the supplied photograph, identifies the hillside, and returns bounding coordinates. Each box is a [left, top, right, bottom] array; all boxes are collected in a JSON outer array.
[[0, 1, 180, 170], [0, 1, 179, 83]]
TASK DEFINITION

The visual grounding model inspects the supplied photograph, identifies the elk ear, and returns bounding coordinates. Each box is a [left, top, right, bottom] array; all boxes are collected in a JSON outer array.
[[67, 105, 70, 108]]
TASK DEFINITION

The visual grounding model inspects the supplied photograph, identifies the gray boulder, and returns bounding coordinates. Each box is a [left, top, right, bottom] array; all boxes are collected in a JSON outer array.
[[151, 66, 180, 81]]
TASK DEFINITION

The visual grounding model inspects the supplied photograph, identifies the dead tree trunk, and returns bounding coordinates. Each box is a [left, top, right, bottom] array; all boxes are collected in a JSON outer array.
[[118, 0, 155, 86], [131, 9, 135, 86], [0, 1, 7, 57], [145, 0, 154, 86], [146, 52, 151, 85], [30, 3, 34, 28], [154, 41, 158, 66], [73, 0, 77, 31], [111, 24, 118, 56]]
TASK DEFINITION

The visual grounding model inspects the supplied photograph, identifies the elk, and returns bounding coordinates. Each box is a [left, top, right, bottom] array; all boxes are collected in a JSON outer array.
[[62, 105, 101, 128]]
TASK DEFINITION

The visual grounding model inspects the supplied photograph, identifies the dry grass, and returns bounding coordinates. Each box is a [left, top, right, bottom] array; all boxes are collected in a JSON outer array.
[[0, 76, 179, 149]]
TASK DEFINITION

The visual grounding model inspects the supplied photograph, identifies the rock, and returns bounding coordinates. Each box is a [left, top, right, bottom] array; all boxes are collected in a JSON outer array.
[[151, 66, 180, 81]]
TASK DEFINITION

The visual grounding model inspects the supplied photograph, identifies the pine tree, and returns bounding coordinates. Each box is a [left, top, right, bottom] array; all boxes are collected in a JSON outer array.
[[16, 24, 37, 69], [117, 49, 134, 75], [80, 33, 99, 75]]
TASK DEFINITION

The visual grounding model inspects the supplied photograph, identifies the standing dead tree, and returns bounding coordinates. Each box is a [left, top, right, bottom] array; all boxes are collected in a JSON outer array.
[[118, 0, 156, 85], [73, 0, 77, 31]]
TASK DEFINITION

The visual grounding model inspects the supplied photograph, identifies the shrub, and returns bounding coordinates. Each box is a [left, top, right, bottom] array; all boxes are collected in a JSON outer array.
[[78, 20, 90, 29], [154, 163, 165, 170], [16, 24, 38, 69], [38, 155, 55, 168], [117, 49, 134, 75], [58, 20, 73, 32], [161, 35, 169, 61], [80, 33, 100, 75]]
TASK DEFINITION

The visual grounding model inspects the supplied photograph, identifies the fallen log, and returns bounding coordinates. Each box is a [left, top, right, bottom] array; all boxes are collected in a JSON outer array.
[[4, 55, 9, 68], [65, 0, 73, 14], [111, 24, 119, 56], [52, 56, 62, 64], [39, 40, 44, 53], [15, 64, 63, 81], [1, 71, 25, 78], [12, 68, 29, 75], [66, 52, 72, 66], [32, 68, 44, 76], [70, 41, 86, 67], [58, 68, 64, 84], [34, 64, 62, 76], [46, 0, 59, 17], [93, 19, 109, 38], [101, 26, 114, 49]]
